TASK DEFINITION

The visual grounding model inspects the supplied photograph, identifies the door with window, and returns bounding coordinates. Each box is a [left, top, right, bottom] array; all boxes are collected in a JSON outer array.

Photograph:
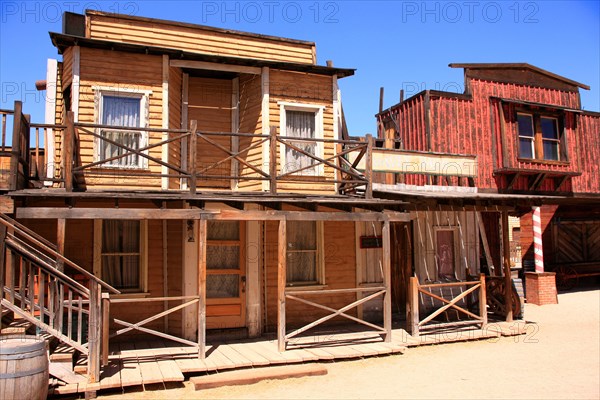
[[206, 221, 246, 329]]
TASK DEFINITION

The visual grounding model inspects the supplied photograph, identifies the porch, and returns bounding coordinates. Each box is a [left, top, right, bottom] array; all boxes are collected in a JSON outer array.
[[49, 321, 527, 395]]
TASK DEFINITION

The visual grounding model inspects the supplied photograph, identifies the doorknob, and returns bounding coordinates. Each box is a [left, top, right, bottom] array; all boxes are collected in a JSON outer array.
[[241, 276, 246, 293]]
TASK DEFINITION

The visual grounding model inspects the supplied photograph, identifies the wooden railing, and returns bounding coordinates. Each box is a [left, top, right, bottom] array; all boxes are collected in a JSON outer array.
[[56, 112, 373, 196], [407, 274, 487, 337], [0, 213, 119, 383]]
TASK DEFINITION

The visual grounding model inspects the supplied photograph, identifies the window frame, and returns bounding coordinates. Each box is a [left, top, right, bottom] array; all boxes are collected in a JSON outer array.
[[515, 108, 567, 163], [93, 219, 148, 294], [278, 102, 325, 177], [285, 220, 325, 288], [93, 86, 151, 169]]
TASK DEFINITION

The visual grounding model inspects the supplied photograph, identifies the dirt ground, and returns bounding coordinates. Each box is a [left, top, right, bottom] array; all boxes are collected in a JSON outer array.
[[99, 287, 600, 400]]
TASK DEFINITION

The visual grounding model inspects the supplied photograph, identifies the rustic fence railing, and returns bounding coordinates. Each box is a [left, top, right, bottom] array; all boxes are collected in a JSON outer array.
[[407, 274, 487, 337], [0, 213, 119, 383]]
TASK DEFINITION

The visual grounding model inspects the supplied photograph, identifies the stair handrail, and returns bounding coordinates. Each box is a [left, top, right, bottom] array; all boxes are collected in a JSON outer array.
[[0, 213, 120, 294]]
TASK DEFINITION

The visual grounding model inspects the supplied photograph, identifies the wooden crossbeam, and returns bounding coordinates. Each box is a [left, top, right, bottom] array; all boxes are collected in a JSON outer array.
[[111, 299, 198, 337], [75, 126, 190, 175], [418, 284, 481, 326], [196, 133, 269, 178], [286, 294, 386, 333], [418, 286, 481, 321], [285, 290, 385, 340]]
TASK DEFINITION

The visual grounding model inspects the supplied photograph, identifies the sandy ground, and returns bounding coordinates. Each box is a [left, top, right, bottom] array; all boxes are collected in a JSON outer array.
[[99, 288, 600, 400]]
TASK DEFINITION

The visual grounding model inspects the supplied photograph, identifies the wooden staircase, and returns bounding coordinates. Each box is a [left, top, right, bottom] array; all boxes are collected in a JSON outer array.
[[0, 213, 119, 388]]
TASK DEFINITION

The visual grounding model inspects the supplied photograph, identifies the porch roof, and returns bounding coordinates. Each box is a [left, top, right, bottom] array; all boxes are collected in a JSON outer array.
[[372, 183, 600, 209], [50, 32, 356, 78]]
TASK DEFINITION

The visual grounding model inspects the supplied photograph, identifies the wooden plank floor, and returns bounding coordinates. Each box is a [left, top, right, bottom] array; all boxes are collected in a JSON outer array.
[[50, 321, 526, 395]]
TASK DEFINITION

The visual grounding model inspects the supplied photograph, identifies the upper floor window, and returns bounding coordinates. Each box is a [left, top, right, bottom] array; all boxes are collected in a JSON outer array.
[[279, 102, 324, 176], [517, 112, 563, 162], [94, 88, 150, 168]]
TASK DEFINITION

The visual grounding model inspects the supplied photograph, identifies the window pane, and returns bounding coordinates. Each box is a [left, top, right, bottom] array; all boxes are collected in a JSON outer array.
[[102, 220, 140, 253], [102, 96, 140, 127], [541, 117, 559, 139], [100, 95, 142, 167], [207, 245, 239, 269], [287, 221, 317, 251], [519, 138, 534, 159], [101, 220, 141, 290], [207, 221, 239, 240], [207, 274, 239, 298], [102, 255, 140, 289], [517, 114, 534, 137], [543, 141, 560, 161], [287, 251, 316, 283], [285, 110, 317, 174]]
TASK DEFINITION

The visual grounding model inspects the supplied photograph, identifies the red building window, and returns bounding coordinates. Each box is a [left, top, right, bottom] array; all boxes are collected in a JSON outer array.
[[517, 112, 563, 162]]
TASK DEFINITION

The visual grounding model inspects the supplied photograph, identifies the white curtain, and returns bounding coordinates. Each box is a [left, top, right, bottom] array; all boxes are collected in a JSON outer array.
[[102, 220, 140, 289], [285, 110, 317, 174], [101, 95, 141, 167]]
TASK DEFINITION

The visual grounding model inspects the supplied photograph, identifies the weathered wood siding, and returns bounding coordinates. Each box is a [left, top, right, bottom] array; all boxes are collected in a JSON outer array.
[[237, 74, 263, 191], [168, 66, 183, 189], [269, 70, 336, 194], [188, 76, 232, 188], [76, 47, 164, 189], [264, 219, 357, 331], [382, 77, 599, 194], [573, 113, 600, 193], [411, 210, 479, 314], [53, 62, 64, 183], [87, 12, 316, 64]]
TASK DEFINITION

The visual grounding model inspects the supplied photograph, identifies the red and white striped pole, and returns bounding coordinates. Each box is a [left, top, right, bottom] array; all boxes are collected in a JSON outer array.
[[532, 206, 544, 273]]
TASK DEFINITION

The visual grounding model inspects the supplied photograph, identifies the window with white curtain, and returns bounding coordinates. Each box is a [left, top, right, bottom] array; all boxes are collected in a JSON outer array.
[[96, 90, 149, 168], [94, 220, 147, 292], [286, 220, 324, 286], [279, 103, 324, 176]]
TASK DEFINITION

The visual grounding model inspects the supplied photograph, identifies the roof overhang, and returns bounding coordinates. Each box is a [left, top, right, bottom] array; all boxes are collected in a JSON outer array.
[[49, 32, 355, 78]]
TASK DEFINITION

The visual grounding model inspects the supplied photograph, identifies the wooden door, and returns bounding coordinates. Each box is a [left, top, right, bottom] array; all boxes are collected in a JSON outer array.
[[206, 221, 246, 329], [188, 76, 232, 188], [391, 222, 412, 315]]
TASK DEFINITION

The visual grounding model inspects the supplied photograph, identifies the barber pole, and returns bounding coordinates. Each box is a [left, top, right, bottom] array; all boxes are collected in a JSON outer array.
[[532, 206, 544, 273]]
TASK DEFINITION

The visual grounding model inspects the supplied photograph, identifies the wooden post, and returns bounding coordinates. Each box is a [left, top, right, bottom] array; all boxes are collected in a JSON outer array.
[[56, 219, 66, 272], [64, 111, 75, 192], [277, 219, 286, 352], [479, 273, 487, 327], [0, 224, 6, 295], [501, 211, 513, 322], [87, 280, 101, 383], [269, 126, 278, 195], [408, 276, 419, 337], [101, 293, 110, 366], [365, 134, 374, 199], [382, 219, 392, 342], [197, 219, 207, 359], [188, 120, 198, 195], [9, 101, 22, 191]]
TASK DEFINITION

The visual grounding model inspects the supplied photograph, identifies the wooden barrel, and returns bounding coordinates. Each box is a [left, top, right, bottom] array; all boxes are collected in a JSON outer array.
[[0, 336, 49, 400]]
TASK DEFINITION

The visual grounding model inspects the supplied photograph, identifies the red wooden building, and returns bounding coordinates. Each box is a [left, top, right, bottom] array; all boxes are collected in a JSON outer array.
[[376, 63, 600, 302]]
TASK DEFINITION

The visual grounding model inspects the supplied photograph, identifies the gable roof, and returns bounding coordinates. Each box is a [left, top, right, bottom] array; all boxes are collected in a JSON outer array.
[[449, 63, 590, 90]]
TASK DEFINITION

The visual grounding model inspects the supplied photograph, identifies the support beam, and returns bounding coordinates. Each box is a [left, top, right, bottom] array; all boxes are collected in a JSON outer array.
[[501, 211, 513, 322], [197, 219, 207, 359], [56, 218, 66, 272], [408, 276, 419, 337], [277, 220, 286, 352], [382, 220, 392, 342]]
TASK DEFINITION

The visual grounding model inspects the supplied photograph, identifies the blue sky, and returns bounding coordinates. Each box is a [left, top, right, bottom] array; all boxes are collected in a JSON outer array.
[[1, 0, 599, 138]]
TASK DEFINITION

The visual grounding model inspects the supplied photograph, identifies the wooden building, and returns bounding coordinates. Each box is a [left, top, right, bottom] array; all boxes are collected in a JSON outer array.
[[376, 63, 600, 308], [1, 12, 594, 394]]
